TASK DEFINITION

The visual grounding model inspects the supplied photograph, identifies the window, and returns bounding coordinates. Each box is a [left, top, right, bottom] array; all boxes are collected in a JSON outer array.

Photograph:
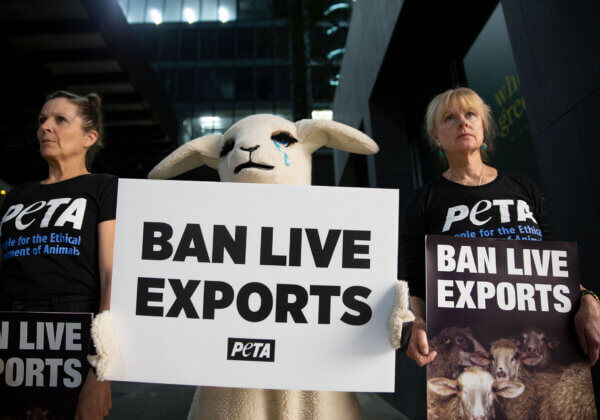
[[218, 0, 237, 23], [164, 0, 183, 22], [218, 68, 235, 100], [274, 26, 289, 59], [234, 102, 254, 121], [273, 67, 291, 100], [182, 0, 200, 23], [201, 0, 218, 21], [218, 28, 235, 59], [256, 27, 273, 58], [256, 66, 274, 100], [235, 67, 254, 100], [197, 68, 218, 101], [161, 30, 180, 60], [146, 0, 164, 24], [199, 29, 217, 59], [236, 28, 254, 59], [142, 30, 161, 61], [177, 68, 197, 102], [238, 0, 273, 20], [160, 69, 178, 101], [181, 30, 197, 59], [127, 0, 146, 23]]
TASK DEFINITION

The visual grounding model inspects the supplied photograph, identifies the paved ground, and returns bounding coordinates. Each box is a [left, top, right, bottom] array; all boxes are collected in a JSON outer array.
[[107, 382, 409, 419]]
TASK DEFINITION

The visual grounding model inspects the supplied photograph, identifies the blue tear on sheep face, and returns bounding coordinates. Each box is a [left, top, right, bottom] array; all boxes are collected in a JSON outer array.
[[272, 140, 292, 167]]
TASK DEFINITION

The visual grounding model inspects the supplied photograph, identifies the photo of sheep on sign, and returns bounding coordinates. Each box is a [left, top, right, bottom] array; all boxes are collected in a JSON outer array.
[[425, 235, 597, 420]]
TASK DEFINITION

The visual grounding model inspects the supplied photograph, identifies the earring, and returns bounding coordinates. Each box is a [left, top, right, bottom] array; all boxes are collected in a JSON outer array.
[[481, 144, 488, 151], [438, 149, 445, 157]]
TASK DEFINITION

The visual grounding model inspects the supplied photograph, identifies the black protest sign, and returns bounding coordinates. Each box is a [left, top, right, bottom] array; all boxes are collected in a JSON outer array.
[[425, 235, 597, 420], [0, 311, 92, 418]]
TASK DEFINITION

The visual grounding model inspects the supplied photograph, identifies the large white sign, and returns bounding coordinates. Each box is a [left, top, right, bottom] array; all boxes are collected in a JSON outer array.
[[108, 179, 399, 392]]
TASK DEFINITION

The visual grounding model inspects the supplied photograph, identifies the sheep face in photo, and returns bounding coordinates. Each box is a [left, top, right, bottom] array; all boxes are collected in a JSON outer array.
[[429, 326, 491, 379], [489, 338, 522, 382], [520, 326, 559, 368], [428, 366, 525, 420], [148, 114, 379, 186]]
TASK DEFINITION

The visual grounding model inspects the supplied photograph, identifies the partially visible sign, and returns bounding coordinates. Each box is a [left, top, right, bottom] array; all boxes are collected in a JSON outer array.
[[109, 179, 399, 392], [0, 311, 92, 418], [426, 236, 597, 419]]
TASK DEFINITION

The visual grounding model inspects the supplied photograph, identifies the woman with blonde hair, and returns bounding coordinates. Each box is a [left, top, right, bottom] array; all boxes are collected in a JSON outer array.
[[402, 87, 600, 368]]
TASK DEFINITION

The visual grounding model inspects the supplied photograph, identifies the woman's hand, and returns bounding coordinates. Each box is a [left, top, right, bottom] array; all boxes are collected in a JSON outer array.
[[75, 369, 112, 419], [574, 293, 600, 365], [406, 318, 437, 367]]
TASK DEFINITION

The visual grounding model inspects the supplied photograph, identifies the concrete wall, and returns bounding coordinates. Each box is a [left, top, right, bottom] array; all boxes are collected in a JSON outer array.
[[332, 0, 404, 185]]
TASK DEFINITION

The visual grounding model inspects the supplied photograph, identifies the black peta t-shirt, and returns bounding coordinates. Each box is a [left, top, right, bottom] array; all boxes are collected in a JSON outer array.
[[401, 171, 552, 299], [0, 174, 117, 300]]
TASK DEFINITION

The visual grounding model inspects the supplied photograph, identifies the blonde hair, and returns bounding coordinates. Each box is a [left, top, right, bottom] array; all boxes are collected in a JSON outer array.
[[424, 87, 496, 161]]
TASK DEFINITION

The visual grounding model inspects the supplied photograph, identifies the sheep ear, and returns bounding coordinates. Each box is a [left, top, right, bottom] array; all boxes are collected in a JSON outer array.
[[494, 380, 525, 399], [295, 119, 379, 155], [427, 378, 458, 396], [148, 134, 222, 179], [508, 336, 523, 350]]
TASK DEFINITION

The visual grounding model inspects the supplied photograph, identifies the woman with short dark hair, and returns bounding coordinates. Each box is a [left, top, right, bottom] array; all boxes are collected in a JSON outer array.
[[0, 90, 115, 418]]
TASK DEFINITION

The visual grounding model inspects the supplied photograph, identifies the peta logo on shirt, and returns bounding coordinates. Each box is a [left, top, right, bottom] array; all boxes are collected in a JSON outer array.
[[227, 338, 275, 362], [0, 198, 87, 235], [442, 199, 537, 232]]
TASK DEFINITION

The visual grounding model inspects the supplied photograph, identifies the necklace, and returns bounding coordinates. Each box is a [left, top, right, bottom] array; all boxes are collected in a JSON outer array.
[[447, 165, 485, 186]]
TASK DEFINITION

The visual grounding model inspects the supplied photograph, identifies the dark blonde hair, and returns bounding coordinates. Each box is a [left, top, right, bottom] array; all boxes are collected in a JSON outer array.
[[46, 90, 104, 170], [424, 87, 496, 161]]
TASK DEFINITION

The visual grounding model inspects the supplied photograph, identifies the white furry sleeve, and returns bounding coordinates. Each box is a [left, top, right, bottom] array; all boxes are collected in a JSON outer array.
[[87, 310, 117, 381], [388, 280, 416, 349]]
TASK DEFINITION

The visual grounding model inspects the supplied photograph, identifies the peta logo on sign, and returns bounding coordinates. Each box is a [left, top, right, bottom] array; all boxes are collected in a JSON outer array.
[[227, 338, 275, 362]]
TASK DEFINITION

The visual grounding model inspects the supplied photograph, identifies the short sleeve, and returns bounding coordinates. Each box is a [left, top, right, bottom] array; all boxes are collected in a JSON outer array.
[[515, 174, 553, 240], [97, 175, 118, 223]]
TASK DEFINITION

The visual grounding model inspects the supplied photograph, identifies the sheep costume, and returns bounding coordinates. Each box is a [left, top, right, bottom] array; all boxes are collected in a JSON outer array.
[[91, 114, 414, 419]]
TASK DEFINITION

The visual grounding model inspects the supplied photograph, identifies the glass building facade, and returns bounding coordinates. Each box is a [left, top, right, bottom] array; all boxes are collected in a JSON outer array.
[[117, 0, 352, 146]]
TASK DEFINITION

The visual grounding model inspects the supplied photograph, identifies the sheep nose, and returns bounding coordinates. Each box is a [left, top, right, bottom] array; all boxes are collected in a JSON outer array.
[[527, 346, 537, 353], [241, 145, 260, 152]]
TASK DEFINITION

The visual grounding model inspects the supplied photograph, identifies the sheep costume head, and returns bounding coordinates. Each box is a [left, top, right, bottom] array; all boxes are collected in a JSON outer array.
[[148, 114, 378, 184]]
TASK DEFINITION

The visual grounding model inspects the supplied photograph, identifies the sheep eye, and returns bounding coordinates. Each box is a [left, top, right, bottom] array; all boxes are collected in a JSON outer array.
[[220, 139, 235, 157], [456, 384, 462, 392], [271, 132, 297, 147]]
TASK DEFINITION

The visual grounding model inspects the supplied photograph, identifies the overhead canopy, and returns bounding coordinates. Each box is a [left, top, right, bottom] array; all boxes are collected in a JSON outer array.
[[0, 0, 178, 183]]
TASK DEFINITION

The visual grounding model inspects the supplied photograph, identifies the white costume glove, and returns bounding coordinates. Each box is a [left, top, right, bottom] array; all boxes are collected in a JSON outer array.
[[388, 280, 416, 349], [87, 311, 116, 381]]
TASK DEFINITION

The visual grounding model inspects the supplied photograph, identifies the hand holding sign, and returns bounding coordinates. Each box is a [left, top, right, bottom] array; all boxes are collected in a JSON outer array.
[[574, 293, 600, 365], [405, 293, 437, 367], [75, 369, 112, 420]]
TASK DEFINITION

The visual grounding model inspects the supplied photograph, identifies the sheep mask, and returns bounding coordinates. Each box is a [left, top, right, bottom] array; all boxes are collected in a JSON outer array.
[[148, 114, 379, 183]]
